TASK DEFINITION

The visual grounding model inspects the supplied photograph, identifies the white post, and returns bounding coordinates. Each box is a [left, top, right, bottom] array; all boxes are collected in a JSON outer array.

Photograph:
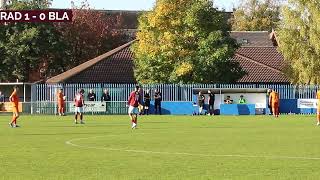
[[23, 83, 26, 102]]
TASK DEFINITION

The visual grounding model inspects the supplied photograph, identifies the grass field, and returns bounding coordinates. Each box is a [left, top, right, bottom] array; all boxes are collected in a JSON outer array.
[[1, 114, 320, 180]]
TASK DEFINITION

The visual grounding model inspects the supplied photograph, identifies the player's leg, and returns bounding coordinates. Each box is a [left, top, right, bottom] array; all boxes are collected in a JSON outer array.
[[74, 107, 79, 124], [275, 102, 279, 117], [317, 108, 320, 125], [80, 113, 84, 124]]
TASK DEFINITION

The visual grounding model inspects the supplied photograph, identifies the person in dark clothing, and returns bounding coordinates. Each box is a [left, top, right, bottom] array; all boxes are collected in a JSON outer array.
[[101, 89, 111, 112], [267, 89, 273, 115], [0, 91, 4, 103], [154, 89, 162, 115], [144, 90, 151, 115], [101, 89, 111, 102], [208, 90, 215, 115], [87, 89, 96, 101], [198, 92, 205, 115]]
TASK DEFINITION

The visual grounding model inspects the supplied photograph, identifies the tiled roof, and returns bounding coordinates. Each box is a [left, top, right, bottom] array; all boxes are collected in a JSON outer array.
[[46, 40, 135, 84], [46, 31, 290, 84], [230, 31, 274, 47], [234, 49, 289, 83], [236, 47, 285, 71]]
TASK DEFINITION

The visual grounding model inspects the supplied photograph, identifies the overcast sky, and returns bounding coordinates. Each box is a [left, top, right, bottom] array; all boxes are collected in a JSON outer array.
[[51, 0, 240, 11]]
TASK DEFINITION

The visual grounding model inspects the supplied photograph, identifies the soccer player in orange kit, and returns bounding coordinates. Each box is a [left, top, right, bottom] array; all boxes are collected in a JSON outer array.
[[269, 89, 279, 118], [316, 90, 320, 126], [57, 88, 65, 116], [9, 86, 20, 128]]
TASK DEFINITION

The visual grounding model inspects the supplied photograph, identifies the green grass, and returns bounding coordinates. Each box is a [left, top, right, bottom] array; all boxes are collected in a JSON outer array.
[[1, 114, 320, 180]]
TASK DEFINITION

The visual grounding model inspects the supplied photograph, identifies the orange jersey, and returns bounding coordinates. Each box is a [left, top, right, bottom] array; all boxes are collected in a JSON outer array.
[[57, 92, 64, 103], [10, 90, 19, 107], [270, 91, 279, 103], [316, 91, 320, 109]]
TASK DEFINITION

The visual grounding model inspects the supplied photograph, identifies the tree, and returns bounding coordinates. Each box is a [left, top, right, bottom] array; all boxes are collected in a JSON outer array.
[[0, 0, 63, 82], [133, 0, 245, 84], [54, 1, 127, 70], [277, 0, 320, 84], [231, 0, 281, 31]]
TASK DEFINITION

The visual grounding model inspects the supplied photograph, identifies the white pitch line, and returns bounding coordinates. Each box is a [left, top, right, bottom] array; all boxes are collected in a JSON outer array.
[[65, 135, 320, 160]]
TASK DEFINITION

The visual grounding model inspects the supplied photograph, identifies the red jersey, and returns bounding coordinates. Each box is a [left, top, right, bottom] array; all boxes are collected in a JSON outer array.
[[128, 91, 141, 107], [74, 93, 84, 107]]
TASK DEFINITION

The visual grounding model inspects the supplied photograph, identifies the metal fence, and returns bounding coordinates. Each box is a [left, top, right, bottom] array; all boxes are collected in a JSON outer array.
[[33, 83, 320, 102], [22, 83, 320, 115]]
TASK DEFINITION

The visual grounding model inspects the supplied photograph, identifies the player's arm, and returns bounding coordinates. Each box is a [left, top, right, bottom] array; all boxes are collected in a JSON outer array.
[[269, 93, 272, 106], [9, 91, 15, 102], [127, 93, 133, 105]]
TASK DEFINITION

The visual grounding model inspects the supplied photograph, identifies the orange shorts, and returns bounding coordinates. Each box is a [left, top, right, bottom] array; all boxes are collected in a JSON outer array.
[[58, 102, 64, 108], [12, 106, 19, 113], [272, 102, 279, 108]]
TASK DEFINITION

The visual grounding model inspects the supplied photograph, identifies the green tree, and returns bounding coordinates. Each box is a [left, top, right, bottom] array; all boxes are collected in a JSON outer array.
[[0, 0, 64, 82], [133, 0, 245, 84], [231, 0, 281, 31], [277, 0, 320, 84]]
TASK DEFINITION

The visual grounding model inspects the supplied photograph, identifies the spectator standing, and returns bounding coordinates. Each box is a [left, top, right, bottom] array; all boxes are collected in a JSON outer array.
[[101, 89, 111, 113], [87, 89, 96, 101], [144, 90, 151, 115], [208, 90, 215, 115], [198, 92, 205, 115], [0, 91, 4, 103], [267, 89, 273, 115], [101, 89, 111, 102], [154, 89, 162, 115]]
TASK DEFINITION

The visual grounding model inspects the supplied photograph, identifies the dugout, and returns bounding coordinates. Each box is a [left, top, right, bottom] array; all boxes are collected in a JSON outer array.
[[192, 88, 268, 115]]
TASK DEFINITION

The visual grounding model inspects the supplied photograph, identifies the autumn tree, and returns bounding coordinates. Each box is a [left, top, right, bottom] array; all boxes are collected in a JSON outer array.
[[133, 0, 245, 84], [54, 1, 127, 71], [231, 0, 281, 31], [277, 0, 320, 84]]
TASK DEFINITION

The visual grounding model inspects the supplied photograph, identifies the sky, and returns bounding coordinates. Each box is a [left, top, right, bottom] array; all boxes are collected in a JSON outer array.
[[51, 0, 239, 11]]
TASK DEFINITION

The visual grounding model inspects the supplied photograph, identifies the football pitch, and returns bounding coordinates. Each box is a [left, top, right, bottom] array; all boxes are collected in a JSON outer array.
[[1, 114, 320, 180]]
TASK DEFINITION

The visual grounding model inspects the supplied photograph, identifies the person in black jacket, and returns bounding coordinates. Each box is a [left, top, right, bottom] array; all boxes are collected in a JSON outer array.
[[101, 89, 111, 102], [87, 89, 96, 101], [101, 89, 111, 112], [208, 90, 215, 115], [198, 92, 205, 115], [144, 90, 151, 115], [154, 89, 162, 115]]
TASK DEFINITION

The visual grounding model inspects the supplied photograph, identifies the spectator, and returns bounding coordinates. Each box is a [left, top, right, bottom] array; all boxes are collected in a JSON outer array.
[[267, 89, 273, 115], [101, 89, 111, 102], [0, 91, 4, 103], [198, 91, 205, 115], [208, 90, 215, 115], [87, 89, 96, 101], [154, 89, 162, 115], [144, 89, 151, 115], [224, 96, 233, 104], [238, 95, 246, 104], [101, 89, 111, 112]]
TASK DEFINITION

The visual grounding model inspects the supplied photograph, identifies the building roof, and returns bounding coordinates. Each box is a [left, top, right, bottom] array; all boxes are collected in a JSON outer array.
[[230, 31, 274, 47], [46, 40, 135, 84], [234, 48, 289, 83], [46, 31, 290, 84]]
